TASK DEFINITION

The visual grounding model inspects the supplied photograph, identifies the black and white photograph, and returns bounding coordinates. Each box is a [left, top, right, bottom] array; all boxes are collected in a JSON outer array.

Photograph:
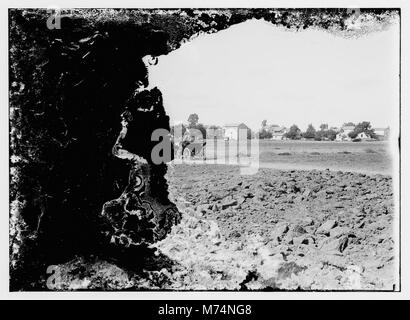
[[4, 2, 408, 299]]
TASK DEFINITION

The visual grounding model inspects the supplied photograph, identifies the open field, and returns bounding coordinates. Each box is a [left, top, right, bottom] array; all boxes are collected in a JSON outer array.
[[258, 140, 393, 175], [202, 139, 393, 175]]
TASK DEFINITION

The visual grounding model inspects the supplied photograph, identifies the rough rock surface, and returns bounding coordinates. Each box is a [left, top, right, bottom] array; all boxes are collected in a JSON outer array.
[[164, 164, 396, 290], [100, 88, 181, 248]]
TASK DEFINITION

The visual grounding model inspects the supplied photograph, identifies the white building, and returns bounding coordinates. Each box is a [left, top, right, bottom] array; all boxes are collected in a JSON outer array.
[[341, 125, 355, 135], [335, 125, 355, 141], [223, 123, 249, 140], [336, 132, 349, 141], [268, 125, 287, 140], [356, 132, 372, 140], [373, 127, 390, 140]]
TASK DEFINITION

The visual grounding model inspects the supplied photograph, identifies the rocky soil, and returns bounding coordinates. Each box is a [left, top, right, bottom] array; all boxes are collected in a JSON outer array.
[[163, 164, 396, 290], [47, 164, 396, 291]]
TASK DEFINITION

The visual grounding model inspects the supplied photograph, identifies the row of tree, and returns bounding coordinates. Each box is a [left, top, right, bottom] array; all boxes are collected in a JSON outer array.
[[173, 115, 378, 141], [283, 123, 338, 140], [259, 121, 377, 141]]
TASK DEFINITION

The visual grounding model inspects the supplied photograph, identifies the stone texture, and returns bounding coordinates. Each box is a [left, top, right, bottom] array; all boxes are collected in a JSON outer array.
[[316, 220, 338, 235]]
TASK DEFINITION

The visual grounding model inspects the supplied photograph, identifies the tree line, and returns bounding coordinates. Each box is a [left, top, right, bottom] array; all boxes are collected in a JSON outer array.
[[259, 121, 378, 141], [172, 114, 379, 141]]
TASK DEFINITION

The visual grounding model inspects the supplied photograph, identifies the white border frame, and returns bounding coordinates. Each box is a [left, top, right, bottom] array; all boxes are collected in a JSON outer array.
[[1, 0, 409, 300]]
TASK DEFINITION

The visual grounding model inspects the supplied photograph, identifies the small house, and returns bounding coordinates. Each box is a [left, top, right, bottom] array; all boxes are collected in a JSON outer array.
[[268, 125, 287, 140], [356, 132, 372, 140], [223, 123, 249, 140], [373, 127, 390, 140], [336, 132, 352, 141], [335, 125, 355, 141]]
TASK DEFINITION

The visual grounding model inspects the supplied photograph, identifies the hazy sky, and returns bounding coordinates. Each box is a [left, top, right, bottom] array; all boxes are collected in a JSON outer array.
[[148, 19, 399, 131]]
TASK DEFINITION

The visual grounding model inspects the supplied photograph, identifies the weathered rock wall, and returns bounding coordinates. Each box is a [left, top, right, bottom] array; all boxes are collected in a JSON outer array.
[[10, 10, 173, 290]]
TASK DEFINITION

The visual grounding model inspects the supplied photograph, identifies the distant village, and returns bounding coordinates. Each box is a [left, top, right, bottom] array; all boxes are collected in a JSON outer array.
[[174, 114, 390, 142]]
